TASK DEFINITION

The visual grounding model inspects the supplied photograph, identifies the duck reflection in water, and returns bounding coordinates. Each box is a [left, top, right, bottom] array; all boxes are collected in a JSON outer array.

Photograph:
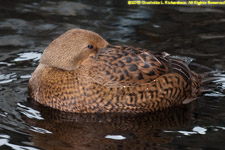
[[24, 100, 197, 150]]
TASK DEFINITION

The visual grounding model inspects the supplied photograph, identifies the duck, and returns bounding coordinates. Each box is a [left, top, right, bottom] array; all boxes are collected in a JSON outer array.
[[28, 28, 202, 113]]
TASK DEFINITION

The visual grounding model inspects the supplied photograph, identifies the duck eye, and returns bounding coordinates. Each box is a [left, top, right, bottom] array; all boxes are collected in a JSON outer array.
[[88, 44, 94, 49]]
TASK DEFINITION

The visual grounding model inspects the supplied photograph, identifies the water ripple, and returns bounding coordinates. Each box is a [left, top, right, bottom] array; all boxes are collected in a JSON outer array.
[[0, 134, 40, 150], [17, 103, 44, 120], [13, 52, 41, 62], [165, 125, 225, 136], [0, 73, 17, 84]]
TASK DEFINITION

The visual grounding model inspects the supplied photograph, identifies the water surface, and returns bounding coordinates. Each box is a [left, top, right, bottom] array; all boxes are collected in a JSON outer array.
[[0, 0, 225, 150]]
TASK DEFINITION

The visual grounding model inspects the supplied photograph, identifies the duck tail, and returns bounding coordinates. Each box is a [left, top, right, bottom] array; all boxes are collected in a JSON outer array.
[[190, 70, 223, 97], [200, 71, 222, 84], [188, 62, 222, 84], [182, 71, 214, 104], [191, 71, 202, 92]]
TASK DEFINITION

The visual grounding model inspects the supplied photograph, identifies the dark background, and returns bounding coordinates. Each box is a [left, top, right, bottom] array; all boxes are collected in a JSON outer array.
[[0, 0, 225, 150]]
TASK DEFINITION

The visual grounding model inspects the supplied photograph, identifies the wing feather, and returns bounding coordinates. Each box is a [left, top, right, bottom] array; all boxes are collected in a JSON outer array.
[[81, 45, 191, 87]]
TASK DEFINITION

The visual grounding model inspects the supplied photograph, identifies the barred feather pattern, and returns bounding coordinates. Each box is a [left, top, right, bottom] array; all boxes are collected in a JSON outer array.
[[29, 45, 201, 113]]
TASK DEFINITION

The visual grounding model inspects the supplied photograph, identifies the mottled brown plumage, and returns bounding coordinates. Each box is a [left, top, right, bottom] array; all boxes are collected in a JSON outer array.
[[28, 29, 201, 113]]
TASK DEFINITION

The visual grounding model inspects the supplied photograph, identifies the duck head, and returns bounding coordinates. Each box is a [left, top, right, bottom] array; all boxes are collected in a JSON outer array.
[[40, 29, 108, 70]]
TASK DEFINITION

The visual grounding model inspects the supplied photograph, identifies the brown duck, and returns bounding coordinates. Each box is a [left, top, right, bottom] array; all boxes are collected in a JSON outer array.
[[28, 29, 202, 113]]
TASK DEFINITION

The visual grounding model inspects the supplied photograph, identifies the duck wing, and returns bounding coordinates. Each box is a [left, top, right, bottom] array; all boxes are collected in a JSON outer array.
[[84, 45, 192, 87]]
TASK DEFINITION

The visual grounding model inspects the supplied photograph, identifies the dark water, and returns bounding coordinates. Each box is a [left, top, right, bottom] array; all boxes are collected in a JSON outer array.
[[0, 0, 225, 149]]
